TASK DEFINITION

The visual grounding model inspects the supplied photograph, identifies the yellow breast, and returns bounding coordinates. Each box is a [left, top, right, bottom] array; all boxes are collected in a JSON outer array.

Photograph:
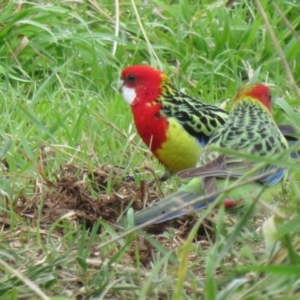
[[155, 118, 202, 173]]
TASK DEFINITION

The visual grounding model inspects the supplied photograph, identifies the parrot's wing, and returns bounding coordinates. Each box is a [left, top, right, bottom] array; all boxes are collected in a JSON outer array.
[[160, 94, 229, 146], [178, 154, 286, 187], [277, 124, 297, 137], [178, 155, 250, 179]]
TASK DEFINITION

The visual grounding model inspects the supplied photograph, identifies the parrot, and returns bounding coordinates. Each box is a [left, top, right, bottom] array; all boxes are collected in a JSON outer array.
[[120, 83, 289, 226], [118, 65, 298, 181], [117, 64, 229, 180]]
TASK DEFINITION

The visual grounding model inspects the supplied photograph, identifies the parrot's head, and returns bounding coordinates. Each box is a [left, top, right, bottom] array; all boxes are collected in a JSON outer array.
[[118, 65, 167, 106], [234, 83, 272, 113]]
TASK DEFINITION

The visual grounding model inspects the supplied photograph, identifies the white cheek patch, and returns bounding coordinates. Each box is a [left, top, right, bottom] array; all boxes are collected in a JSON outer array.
[[121, 85, 136, 105]]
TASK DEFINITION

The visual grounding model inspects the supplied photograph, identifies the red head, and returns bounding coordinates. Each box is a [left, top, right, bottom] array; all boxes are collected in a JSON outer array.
[[118, 65, 171, 153], [234, 84, 272, 113], [118, 65, 167, 106]]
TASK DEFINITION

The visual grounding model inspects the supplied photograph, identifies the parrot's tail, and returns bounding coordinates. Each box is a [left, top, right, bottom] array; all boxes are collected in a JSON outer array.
[[120, 189, 215, 226]]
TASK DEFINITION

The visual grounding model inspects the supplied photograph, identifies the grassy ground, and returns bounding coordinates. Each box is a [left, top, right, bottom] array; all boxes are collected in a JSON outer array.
[[1, 0, 300, 299]]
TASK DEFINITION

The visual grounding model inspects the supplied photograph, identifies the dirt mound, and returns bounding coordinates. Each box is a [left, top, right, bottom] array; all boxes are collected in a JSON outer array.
[[0, 163, 209, 233]]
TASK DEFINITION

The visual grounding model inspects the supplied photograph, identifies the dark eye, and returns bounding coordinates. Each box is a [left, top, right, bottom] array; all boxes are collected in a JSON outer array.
[[268, 93, 272, 101], [127, 74, 136, 81]]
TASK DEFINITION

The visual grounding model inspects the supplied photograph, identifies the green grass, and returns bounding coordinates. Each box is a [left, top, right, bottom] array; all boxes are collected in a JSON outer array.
[[0, 0, 300, 299]]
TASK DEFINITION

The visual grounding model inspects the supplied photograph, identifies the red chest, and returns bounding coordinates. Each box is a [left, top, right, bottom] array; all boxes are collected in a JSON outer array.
[[132, 103, 168, 152]]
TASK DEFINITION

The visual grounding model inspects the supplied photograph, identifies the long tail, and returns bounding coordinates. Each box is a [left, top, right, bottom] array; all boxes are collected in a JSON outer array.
[[120, 178, 215, 226], [119, 174, 286, 226], [132, 191, 213, 225]]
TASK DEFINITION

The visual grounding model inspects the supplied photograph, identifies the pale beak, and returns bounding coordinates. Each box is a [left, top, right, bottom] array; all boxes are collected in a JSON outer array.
[[117, 78, 124, 92]]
